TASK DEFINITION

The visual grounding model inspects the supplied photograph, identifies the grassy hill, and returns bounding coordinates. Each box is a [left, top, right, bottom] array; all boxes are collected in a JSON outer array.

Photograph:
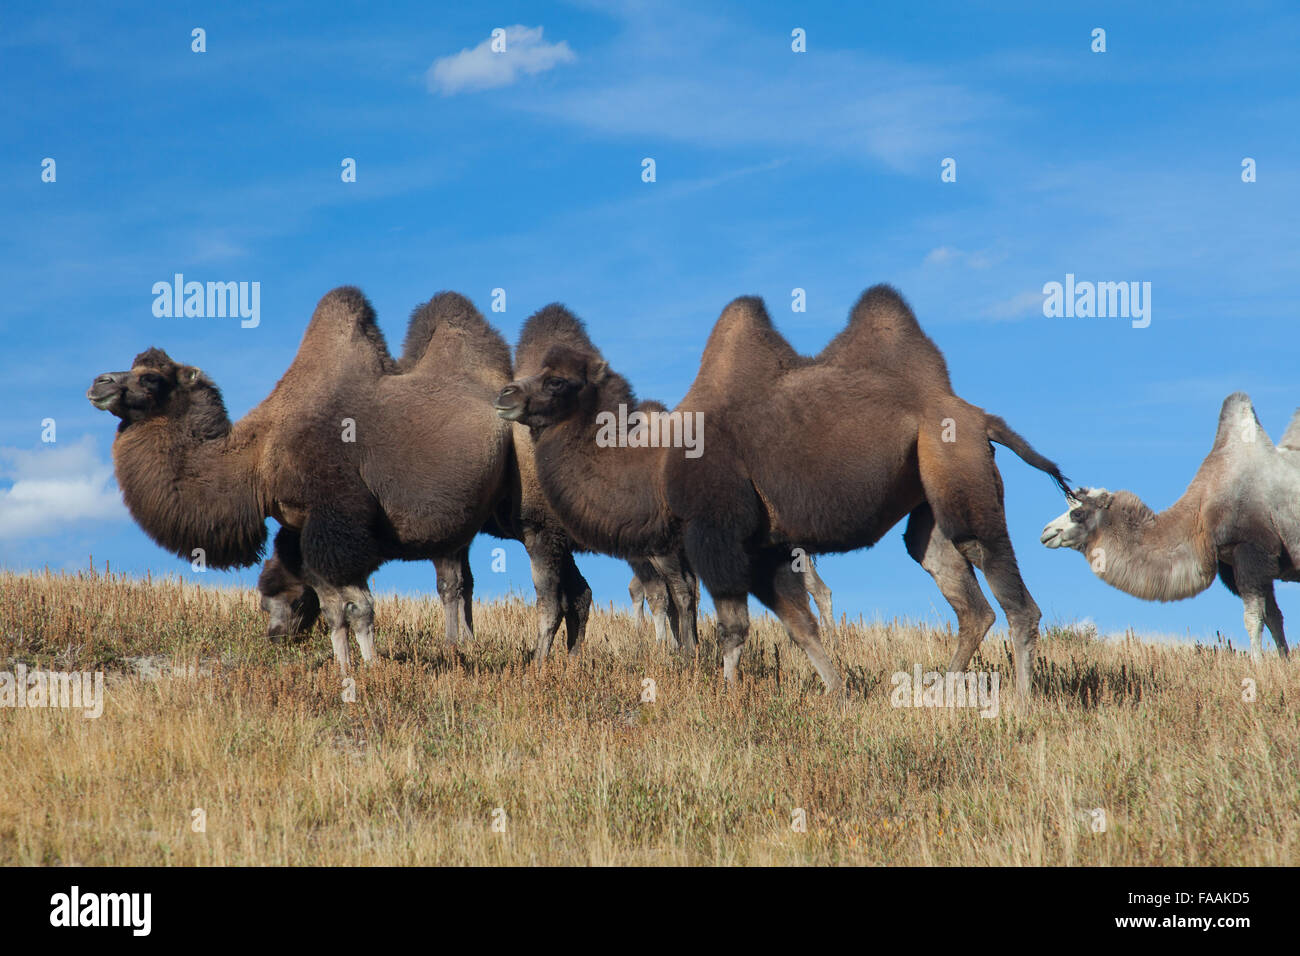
[[0, 568, 1295, 865]]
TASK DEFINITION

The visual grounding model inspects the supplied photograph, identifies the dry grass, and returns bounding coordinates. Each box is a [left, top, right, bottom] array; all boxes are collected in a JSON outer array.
[[0, 568, 1296, 865]]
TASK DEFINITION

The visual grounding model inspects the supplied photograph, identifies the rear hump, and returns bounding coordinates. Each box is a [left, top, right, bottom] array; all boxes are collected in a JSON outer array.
[[818, 285, 950, 386], [400, 291, 511, 381], [1280, 408, 1300, 451]]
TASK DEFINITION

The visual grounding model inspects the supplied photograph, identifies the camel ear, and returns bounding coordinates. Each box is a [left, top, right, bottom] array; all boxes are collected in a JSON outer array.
[[180, 366, 202, 385], [588, 359, 609, 384]]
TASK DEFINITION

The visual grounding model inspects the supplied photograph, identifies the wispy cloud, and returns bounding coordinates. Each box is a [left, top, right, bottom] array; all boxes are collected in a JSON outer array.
[[924, 246, 999, 269], [0, 436, 125, 539], [512, 7, 1000, 172], [982, 290, 1044, 322], [427, 25, 575, 95]]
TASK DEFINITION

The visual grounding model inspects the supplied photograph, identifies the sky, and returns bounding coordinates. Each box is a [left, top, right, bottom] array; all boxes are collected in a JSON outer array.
[[2, 1, 1298, 650]]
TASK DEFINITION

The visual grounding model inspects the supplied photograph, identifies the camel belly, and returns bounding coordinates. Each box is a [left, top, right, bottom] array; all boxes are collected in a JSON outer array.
[[755, 455, 925, 552]]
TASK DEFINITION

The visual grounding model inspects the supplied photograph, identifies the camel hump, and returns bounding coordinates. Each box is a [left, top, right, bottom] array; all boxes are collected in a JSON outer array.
[[399, 291, 512, 381], [692, 296, 801, 389], [296, 286, 397, 376], [1213, 392, 1273, 451], [1280, 408, 1300, 451], [818, 284, 951, 383], [517, 304, 600, 374]]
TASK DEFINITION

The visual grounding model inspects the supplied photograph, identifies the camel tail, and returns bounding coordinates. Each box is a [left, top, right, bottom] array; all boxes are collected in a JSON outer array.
[[985, 414, 1071, 496]]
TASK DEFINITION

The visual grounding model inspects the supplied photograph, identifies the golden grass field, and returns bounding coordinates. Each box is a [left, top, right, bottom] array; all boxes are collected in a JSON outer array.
[[1, 567, 1296, 866]]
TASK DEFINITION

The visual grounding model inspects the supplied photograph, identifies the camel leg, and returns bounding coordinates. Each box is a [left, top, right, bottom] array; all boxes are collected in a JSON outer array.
[[313, 583, 353, 673], [755, 556, 842, 695], [456, 547, 475, 641], [714, 594, 750, 684], [1242, 591, 1267, 664], [904, 504, 997, 674], [648, 581, 672, 646], [1235, 546, 1279, 662], [804, 561, 835, 633], [560, 551, 592, 655], [628, 572, 647, 626], [433, 553, 469, 646], [919, 425, 1040, 697], [342, 584, 377, 663], [522, 528, 565, 663], [628, 559, 672, 645], [642, 566, 673, 645], [961, 538, 1040, 698], [649, 551, 698, 657], [1264, 587, 1288, 658]]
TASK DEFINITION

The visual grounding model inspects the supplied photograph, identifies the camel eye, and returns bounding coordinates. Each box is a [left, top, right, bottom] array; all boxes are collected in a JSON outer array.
[[139, 373, 165, 390], [544, 377, 567, 393], [1070, 508, 1086, 522]]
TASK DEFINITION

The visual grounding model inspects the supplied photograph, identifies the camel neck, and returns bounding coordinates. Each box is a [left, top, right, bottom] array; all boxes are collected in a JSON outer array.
[[112, 414, 268, 570], [534, 411, 675, 558], [1091, 490, 1216, 601]]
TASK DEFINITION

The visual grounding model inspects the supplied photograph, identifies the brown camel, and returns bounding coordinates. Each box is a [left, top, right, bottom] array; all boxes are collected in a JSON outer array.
[[1041, 392, 1299, 662], [495, 286, 1069, 696], [88, 287, 579, 670], [510, 313, 701, 656], [254, 295, 595, 664], [621, 398, 831, 648]]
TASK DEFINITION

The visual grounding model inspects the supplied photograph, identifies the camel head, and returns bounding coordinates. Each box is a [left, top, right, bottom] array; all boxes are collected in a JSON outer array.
[[1040, 488, 1113, 551], [87, 348, 215, 428], [494, 345, 608, 429], [260, 586, 321, 644]]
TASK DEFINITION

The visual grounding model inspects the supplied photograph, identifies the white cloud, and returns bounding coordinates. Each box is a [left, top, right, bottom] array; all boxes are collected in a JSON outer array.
[[982, 290, 1045, 322], [427, 26, 575, 95], [0, 435, 126, 539], [924, 246, 999, 269], [924, 246, 961, 265], [505, 6, 1000, 172]]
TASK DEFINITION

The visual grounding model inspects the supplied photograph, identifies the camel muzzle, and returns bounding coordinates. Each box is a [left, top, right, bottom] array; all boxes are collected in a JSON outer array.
[[493, 386, 525, 421], [87, 373, 125, 411]]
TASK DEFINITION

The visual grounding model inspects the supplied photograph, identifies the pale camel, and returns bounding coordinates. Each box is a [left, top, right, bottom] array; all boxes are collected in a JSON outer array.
[[1042, 392, 1299, 662]]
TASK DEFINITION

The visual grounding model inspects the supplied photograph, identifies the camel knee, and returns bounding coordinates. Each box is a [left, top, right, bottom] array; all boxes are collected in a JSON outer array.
[[956, 605, 996, 647], [1009, 606, 1041, 642], [715, 597, 749, 649], [345, 595, 374, 630]]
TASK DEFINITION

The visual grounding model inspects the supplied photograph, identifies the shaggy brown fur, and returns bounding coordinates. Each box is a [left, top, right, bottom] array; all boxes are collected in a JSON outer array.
[[251, 294, 594, 663], [90, 288, 530, 670], [1042, 393, 1300, 661], [496, 287, 1068, 696], [511, 308, 701, 655]]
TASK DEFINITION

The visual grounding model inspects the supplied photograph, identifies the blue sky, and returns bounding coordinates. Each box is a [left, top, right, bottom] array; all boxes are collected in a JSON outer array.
[[3, 1, 1297, 648]]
